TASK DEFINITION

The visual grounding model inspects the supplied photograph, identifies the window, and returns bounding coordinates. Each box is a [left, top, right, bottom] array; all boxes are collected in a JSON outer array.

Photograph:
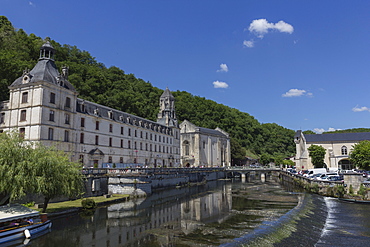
[[50, 92, 56, 104], [146, 132, 148, 139], [109, 137, 112, 147], [79, 155, 84, 164], [109, 124, 113, 133], [154, 145, 157, 152], [22, 92, 28, 103], [134, 142, 137, 150], [64, 130, 69, 142], [184, 141, 190, 156], [128, 128, 131, 136], [80, 133, 84, 143], [159, 136, 161, 142], [19, 128, 25, 139], [341, 146, 348, 155], [150, 134, 152, 140], [128, 140, 131, 149], [120, 139, 123, 148], [140, 131, 143, 138], [48, 128, 54, 140], [203, 141, 206, 149], [65, 114, 70, 124], [140, 142, 143, 150], [108, 156, 112, 163], [81, 118, 85, 127], [120, 157, 123, 163], [20, 110, 26, 121], [95, 135, 99, 145], [65, 97, 71, 108], [150, 144, 152, 151], [135, 130, 137, 137], [96, 121, 99, 130], [0, 113, 4, 124], [49, 110, 54, 121], [121, 127, 124, 135]]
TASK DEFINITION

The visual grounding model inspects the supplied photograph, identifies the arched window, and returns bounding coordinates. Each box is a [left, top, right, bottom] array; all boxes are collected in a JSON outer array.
[[341, 146, 348, 155], [183, 140, 190, 156]]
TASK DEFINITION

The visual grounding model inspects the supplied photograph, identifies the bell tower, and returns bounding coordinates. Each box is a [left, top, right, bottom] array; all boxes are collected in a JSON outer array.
[[157, 87, 178, 127]]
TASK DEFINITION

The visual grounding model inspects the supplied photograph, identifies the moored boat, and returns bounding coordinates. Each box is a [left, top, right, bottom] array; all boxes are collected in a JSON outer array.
[[0, 204, 52, 245]]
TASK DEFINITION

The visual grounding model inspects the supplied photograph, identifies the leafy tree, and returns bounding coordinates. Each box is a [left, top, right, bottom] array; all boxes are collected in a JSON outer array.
[[259, 153, 273, 166], [0, 131, 83, 211], [282, 159, 295, 168], [303, 130, 316, 135], [308, 145, 326, 168], [349, 140, 370, 170], [31, 144, 84, 213], [0, 130, 35, 203]]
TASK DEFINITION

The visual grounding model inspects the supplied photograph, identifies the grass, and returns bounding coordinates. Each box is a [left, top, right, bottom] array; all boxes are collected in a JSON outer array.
[[32, 194, 130, 214]]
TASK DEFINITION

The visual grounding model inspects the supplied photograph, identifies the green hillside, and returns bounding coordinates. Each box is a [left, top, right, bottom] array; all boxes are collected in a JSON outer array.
[[0, 16, 296, 164]]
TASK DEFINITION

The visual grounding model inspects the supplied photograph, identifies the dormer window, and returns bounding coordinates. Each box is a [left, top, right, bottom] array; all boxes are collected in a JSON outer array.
[[22, 75, 30, 84], [108, 110, 113, 119]]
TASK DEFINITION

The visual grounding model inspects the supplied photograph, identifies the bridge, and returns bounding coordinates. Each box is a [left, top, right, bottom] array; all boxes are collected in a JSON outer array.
[[225, 166, 281, 179]]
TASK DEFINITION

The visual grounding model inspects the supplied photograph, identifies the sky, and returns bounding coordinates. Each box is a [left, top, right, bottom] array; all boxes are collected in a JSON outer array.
[[2, 0, 370, 133]]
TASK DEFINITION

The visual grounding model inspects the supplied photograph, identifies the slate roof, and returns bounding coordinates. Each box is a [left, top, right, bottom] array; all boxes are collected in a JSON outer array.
[[160, 87, 174, 99], [9, 42, 76, 92], [198, 127, 228, 137], [305, 132, 370, 143]]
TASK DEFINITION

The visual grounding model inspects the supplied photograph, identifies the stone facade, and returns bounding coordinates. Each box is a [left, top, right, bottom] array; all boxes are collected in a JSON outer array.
[[180, 120, 230, 167], [294, 130, 370, 171], [0, 42, 181, 168]]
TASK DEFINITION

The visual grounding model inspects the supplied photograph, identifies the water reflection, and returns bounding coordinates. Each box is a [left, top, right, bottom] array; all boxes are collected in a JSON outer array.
[[30, 177, 299, 247]]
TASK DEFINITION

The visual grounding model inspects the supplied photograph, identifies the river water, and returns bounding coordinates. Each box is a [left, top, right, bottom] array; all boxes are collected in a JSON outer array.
[[28, 176, 370, 247]]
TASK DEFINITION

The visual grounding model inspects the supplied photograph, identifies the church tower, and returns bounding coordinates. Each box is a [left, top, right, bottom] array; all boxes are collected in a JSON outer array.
[[157, 87, 178, 127]]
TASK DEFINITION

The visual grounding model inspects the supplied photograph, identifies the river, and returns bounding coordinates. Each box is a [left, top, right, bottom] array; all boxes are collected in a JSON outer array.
[[28, 176, 370, 247]]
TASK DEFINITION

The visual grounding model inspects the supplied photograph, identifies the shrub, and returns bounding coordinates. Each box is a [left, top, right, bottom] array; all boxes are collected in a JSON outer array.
[[81, 198, 96, 209]]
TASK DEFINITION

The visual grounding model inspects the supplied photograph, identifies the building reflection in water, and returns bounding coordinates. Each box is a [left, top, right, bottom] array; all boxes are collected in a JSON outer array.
[[76, 182, 232, 246]]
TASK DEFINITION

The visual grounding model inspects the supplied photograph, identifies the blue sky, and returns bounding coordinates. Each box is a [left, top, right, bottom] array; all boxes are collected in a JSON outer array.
[[2, 0, 370, 133]]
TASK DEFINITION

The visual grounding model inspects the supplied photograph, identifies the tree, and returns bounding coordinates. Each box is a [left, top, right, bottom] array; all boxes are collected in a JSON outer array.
[[0, 130, 35, 203], [0, 131, 84, 211], [308, 145, 326, 168], [31, 144, 84, 213], [349, 140, 370, 171]]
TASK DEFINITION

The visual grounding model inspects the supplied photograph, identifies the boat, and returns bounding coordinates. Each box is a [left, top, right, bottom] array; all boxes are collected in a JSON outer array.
[[0, 204, 52, 245], [338, 198, 370, 203]]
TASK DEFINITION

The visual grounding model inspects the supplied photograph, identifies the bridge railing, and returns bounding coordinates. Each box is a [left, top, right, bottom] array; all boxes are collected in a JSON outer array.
[[82, 167, 226, 176]]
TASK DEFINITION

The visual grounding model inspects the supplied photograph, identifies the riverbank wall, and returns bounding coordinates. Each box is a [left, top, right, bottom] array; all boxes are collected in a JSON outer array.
[[280, 171, 370, 199], [85, 168, 226, 197]]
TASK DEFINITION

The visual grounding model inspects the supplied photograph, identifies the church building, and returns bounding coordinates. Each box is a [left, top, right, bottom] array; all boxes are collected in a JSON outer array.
[[180, 120, 230, 167], [294, 130, 370, 171], [0, 41, 181, 168]]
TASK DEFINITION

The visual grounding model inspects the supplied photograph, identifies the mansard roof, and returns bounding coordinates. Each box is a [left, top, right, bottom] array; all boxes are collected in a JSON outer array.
[[76, 98, 173, 134], [9, 42, 76, 92], [305, 132, 370, 143]]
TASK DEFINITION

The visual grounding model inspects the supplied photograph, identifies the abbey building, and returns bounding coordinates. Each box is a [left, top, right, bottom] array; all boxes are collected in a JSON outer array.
[[0, 42, 230, 168]]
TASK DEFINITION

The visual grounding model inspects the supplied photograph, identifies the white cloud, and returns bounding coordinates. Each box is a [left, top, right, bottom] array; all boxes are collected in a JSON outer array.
[[29, 1, 35, 6], [352, 106, 370, 112], [282, 89, 312, 97], [313, 128, 341, 134], [248, 19, 294, 38], [243, 40, 254, 48], [213, 80, 229, 89], [217, 63, 228, 72]]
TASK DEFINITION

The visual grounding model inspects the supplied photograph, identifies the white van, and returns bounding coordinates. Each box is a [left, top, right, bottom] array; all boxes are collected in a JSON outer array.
[[303, 168, 327, 177]]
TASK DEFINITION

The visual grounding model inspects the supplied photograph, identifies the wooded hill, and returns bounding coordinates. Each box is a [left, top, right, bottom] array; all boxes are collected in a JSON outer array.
[[0, 16, 296, 164]]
